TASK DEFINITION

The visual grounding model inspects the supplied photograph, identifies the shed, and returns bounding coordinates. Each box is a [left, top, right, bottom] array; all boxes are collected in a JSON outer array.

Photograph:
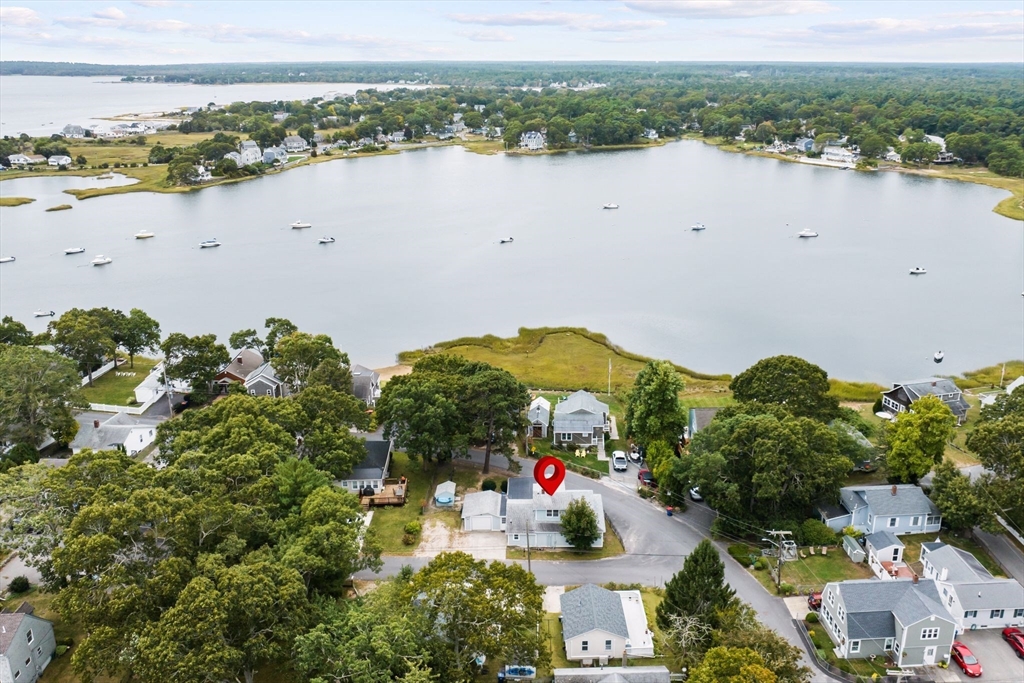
[[842, 535, 865, 563], [435, 481, 456, 507]]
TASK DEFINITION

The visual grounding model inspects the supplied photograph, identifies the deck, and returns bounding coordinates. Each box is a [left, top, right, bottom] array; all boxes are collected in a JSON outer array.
[[360, 479, 407, 508]]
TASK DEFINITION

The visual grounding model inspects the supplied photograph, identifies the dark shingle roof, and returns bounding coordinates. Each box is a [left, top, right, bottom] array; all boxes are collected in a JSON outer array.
[[507, 477, 534, 500], [689, 407, 722, 433], [840, 485, 939, 518], [348, 439, 391, 480], [833, 579, 950, 637], [865, 530, 903, 551], [560, 584, 628, 640], [0, 614, 25, 654]]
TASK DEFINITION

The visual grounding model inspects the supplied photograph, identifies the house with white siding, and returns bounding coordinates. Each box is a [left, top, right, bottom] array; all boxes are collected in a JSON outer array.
[[920, 542, 1024, 632], [504, 477, 604, 549], [818, 484, 941, 536], [239, 140, 262, 165], [559, 584, 654, 665]]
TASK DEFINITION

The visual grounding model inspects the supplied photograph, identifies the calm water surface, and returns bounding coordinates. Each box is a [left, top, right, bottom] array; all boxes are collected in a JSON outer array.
[[1, 141, 1022, 382]]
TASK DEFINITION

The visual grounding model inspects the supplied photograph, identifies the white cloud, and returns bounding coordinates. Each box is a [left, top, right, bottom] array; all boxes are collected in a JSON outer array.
[[938, 9, 1024, 19], [94, 7, 128, 20], [0, 6, 44, 26], [724, 18, 1024, 47], [456, 29, 516, 42], [132, 0, 175, 6], [447, 11, 664, 31], [624, 1, 835, 18]]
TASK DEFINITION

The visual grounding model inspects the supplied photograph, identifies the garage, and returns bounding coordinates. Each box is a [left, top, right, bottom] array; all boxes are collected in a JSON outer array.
[[468, 515, 500, 531]]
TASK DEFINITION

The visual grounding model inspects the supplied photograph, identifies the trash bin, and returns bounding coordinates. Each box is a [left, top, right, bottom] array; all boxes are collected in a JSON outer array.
[[666, 506, 674, 517]]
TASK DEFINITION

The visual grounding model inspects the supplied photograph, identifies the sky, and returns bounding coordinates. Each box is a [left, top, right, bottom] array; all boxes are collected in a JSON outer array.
[[0, 0, 1022, 64]]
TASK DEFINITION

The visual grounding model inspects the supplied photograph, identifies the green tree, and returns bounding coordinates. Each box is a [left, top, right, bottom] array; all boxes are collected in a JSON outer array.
[[885, 395, 957, 482], [930, 460, 998, 535], [49, 308, 114, 386], [713, 602, 810, 683], [0, 346, 85, 445], [966, 398, 1024, 530], [160, 332, 230, 402], [378, 374, 465, 467], [462, 367, 528, 474], [297, 123, 316, 144], [689, 646, 777, 683], [560, 497, 600, 550], [306, 357, 355, 395], [228, 328, 267, 356], [273, 458, 330, 514], [729, 355, 839, 421], [119, 308, 161, 367], [273, 331, 343, 390], [626, 360, 686, 446], [753, 122, 777, 143], [0, 316, 32, 346], [657, 539, 736, 632]]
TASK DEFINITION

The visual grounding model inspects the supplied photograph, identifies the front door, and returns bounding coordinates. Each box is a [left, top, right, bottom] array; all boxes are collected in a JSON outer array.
[[923, 646, 936, 664]]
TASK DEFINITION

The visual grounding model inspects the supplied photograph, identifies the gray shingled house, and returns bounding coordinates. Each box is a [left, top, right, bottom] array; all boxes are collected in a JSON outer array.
[[504, 477, 605, 549], [552, 391, 608, 447], [920, 542, 1024, 631], [336, 438, 393, 493], [881, 378, 970, 425], [528, 396, 551, 438], [243, 362, 287, 397], [559, 584, 630, 665], [461, 490, 506, 531], [350, 365, 381, 406], [819, 578, 956, 667], [214, 348, 265, 389], [818, 484, 941, 536], [0, 605, 56, 683]]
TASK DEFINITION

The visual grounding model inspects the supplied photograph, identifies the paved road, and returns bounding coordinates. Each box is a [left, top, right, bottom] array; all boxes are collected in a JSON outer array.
[[974, 528, 1024, 584]]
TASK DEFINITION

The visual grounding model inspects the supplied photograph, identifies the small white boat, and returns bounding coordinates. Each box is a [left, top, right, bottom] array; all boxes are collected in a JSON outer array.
[[934, 351, 944, 364], [200, 239, 221, 248], [0, 256, 14, 263], [797, 229, 819, 238], [909, 267, 927, 275], [500, 237, 514, 244], [291, 221, 312, 229], [318, 237, 336, 244], [691, 222, 706, 231], [91, 255, 112, 266], [64, 247, 86, 255], [33, 309, 55, 318], [602, 203, 619, 210], [135, 230, 155, 239]]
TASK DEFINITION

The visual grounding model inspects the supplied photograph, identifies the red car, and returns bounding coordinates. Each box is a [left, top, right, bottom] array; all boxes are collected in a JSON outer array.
[[807, 592, 822, 611], [637, 469, 657, 489], [950, 641, 983, 678], [1003, 627, 1024, 658]]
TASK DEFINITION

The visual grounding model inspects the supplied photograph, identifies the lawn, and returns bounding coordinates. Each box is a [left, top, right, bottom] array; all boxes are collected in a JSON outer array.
[[368, 450, 436, 555], [506, 516, 624, 561], [738, 544, 874, 595], [79, 356, 160, 406], [542, 613, 573, 671], [805, 621, 890, 678], [900, 532, 1005, 578]]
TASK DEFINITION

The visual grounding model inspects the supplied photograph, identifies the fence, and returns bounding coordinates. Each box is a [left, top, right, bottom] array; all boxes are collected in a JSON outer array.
[[80, 358, 122, 387], [89, 391, 164, 415]]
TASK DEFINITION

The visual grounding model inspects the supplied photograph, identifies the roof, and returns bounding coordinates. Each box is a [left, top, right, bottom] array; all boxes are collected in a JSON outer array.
[[70, 412, 159, 453], [555, 390, 608, 417], [924, 543, 994, 583], [240, 140, 259, 149], [551, 667, 671, 683], [461, 490, 504, 518], [689, 407, 722, 433], [220, 349, 265, 381], [244, 362, 283, 388], [839, 484, 939, 518], [884, 378, 969, 417], [529, 397, 551, 425], [436, 480, 456, 496], [553, 391, 608, 434], [350, 364, 380, 402], [560, 584, 629, 640], [921, 541, 946, 554], [955, 580, 1024, 610], [283, 135, 306, 144], [347, 438, 392, 480], [507, 477, 534, 500], [832, 579, 950, 637], [865, 530, 904, 551], [505, 487, 605, 535], [0, 614, 26, 653]]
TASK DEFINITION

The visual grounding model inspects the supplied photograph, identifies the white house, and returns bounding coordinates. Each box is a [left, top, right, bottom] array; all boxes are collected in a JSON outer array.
[[47, 155, 72, 167], [920, 542, 1024, 632], [504, 477, 604, 549], [389, 131, 406, 143], [69, 413, 159, 456], [8, 154, 45, 166], [864, 530, 911, 580], [62, 124, 86, 138], [194, 165, 212, 183], [461, 490, 506, 531], [559, 584, 655, 665], [822, 145, 857, 164], [239, 140, 262, 165], [519, 131, 545, 151], [528, 396, 551, 438], [282, 135, 309, 152], [223, 151, 244, 166], [263, 146, 287, 164], [644, 128, 659, 140]]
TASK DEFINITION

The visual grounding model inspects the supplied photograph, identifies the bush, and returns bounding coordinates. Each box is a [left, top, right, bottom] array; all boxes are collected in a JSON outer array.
[[55, 645, 69, 657], [842, 525, 863, 539], [637, 487, 653, 499], [805, 612, 819, 623], [800, 519, 838, 547], [754, 557, 770, 571], [9, 576, 30, 593], [499, 479, 508, 493], [403, 521, 421, 535], [728, 544, 755, 567], [401, 533, 417, 546], [57, 637, 74, 648], [778, 583, 795, 596], [872, 398, 884, 414], [481, 478, 497, 492]]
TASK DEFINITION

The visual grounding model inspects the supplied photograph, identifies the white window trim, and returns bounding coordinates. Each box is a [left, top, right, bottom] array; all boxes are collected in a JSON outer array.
[[605, 639, 612, 650], [965, 610, 978, 618], [581, 640, 589, 652], [1014, 609, 1024, 618], [888, 517, 898, 528], [921, 627, 939, 640], [990, 609, 1004, 619], [850, 640, 860, 653], [884, 637, 895, 651], [911, 516, 920, 526]]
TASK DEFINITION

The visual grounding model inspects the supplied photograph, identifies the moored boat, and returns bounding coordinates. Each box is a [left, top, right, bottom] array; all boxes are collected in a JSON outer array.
[[602, 203, 619, 210], [135, 230, 155, 239], [291, 221, 312, 229], [797, 229, 819, 238], [199, 239, 221, 248], [0, 256, 14, 263], [33, 310, 55, 318], [318, 237, 336, 244], [933, 351, 944, 364], [691, 222, 706, 231], [910, 267, 927, 275], [64, 247, 86, 255], [500, 237, 514, 244], [91, 255, 112, 266]]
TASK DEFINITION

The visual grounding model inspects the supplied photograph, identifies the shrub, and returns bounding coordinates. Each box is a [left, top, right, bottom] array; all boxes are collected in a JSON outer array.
[[403, 521, 421, 535], [754, 557, 770, 571], [637, 487, 653, 499], [481, 478, 497, 492], [499, 479, 508, 493], [728, 544, 755, 567], [806, 612, 819, 623], [9, 576, 30, 593], [401, 533, 417, 546], [842, 525, 863, 539], [800, 519, 838, 547], [55, 645, 68, 657], [57, 637, 73, 648], [778, 583, 795, 596], [872, 397, 884, 414]]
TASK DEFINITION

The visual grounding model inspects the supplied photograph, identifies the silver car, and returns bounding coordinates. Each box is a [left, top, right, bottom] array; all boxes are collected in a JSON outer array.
[[612, 451, 628, 472]]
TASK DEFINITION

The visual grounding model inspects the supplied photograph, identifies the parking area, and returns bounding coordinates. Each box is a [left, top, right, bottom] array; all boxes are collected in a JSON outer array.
[[607, 451, 643, 487], [949, 629, 1024, 682]]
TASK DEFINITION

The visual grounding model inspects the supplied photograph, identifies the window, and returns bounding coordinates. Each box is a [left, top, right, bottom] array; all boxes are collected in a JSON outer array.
[[560, 433, 573, 441], [964, 610, 978, 618], [605, 640, 612, 650], [921, 627, 940, 640], [827, 589, 834, 605], [24, 658, 31, 666], [266, 389, 273, 396], [14, 672, 20, 680], [1015, 609, 1024, 618], [25, 630, 32, 645], [927, 515, 940, 525], [893, 641, 901, 654], [892, 548, 900, 562], [947, 595, 954, 607], [990, 609, 1004, 619], [546, 510, 559, 518], [837, 605, 846, 622], [850, 641, 860, 653], [34, 648, 40, 657], [884, 638, 895, 651], [512, 534, 520, 541], [888, 517, 898, 528], [911, 516, 920, 526], [581, 640, 588, 652], [248, 389, 256, 395]]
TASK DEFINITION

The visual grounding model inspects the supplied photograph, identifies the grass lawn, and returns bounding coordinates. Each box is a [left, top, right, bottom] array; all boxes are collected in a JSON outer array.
[[368, 450, 436, 555], [901, 532, 1004, 578], [507, 516, 624, 561], [738, 544, 874, 595], [805, 621, 891, 678], [542, 613, 573, 671], [79, 356, 160, 406], [457, 138, 505, 155], [0, 196, 36, 206]]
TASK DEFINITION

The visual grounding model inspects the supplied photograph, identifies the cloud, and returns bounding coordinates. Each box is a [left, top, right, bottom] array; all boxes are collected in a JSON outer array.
[[132, 0, 174, 6], [624, 1, 835, 18], [725, 18, 1024, 47], [456, 29, 515, 42], [0, 6, 44, 26], [94, 7, 128, 20], [938, 10, 1024, 19], [447, 11, 664, 31]]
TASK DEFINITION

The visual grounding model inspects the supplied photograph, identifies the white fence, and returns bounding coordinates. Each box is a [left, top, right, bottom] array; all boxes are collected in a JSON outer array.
[[81, 358, 122, 387], [89, 390, 164, 415]]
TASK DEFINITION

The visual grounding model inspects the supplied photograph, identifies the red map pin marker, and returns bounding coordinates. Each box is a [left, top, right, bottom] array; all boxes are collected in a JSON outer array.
[[534, 456, 566, 496]]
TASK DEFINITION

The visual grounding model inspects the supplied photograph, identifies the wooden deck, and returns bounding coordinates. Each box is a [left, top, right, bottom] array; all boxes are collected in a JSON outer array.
[[360, 479, 407, 508]]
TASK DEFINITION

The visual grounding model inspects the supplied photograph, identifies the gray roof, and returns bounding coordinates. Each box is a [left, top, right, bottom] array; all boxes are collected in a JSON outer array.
[[839, 485, 939, 518], [553, 391, 608, 434], [505, 487, 605, 535], [351, 364, 380, 402], [552, 667, 671, 683], [244, 362, 283, 388], [832, 579, 950, 636], [921, 541, 945, 554], [955, 580, 1024, 610], [865, 530, 904, 551], [70, 412, 158, 453], [924, 544, 994, 583], [240, 140, 259, 149], [507, 476, 534, 500], [347, 438, 391, 480], [0, 614, 25, 653], [884, 378, 969, 418], [689, 407, 722, 433], [529, 397, 551, 425], [220, 348, 265, 381], [560, 584, 629, 640], [283, 135, 306, 145], [461, 490, 505, 518]]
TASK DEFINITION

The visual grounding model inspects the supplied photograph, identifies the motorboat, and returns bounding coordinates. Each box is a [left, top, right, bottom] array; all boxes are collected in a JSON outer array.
[[290, 221, 312, 229], [934, 351, 944, 364], [797, 229, 819, 238], [64, 247, 86, 255], [910, 267, 927, 275], [200, 239, 221, 248], [500, 237, 514, 244], [691, 222, 706, 231], [135, 230, 155, 239], [0, 256, 14, 263], [91, 255, 112, 266], [33, 310, 55, 318], [318, 237, 336, 244], [602, 203, 619, 209]]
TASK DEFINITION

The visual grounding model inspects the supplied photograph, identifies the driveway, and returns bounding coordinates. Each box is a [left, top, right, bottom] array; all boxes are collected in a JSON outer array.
[[947, 629, 1024, 682], [0, 554, 43, 593], [412, 519, 507, 561]]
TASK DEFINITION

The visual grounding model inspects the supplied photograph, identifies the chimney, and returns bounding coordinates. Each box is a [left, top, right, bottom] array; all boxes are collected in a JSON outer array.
[[891, 485, 898, 496], [931, 381, 937, 387], [913, 574, 919, 584], [93, 419, 100, 428]]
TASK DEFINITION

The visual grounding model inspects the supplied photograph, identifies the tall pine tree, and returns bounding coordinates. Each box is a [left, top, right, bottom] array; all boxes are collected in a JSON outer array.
[[657, 539, 736, 632]]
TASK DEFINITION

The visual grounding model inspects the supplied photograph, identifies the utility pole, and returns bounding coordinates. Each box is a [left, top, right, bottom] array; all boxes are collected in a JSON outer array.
[[607, 358, 612, 396], [763, 530, 793, 592], [161, 361, 174, 415], [525, 518, 532, 574]]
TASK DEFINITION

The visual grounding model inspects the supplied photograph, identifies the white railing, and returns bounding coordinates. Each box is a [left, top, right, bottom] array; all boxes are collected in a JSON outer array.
[[81, 358, 122, 387], [89, 390, 164, 415]]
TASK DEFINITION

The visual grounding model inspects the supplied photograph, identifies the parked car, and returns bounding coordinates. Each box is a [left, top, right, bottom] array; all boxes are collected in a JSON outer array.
[[612, 451, 628, 472], [950, 641, 983, 677], [807, 592, 822, 611], [689, 486, 703, 501], [628, 445, 644, 464], [1003, 627, 1024, 658], [638, 469, 656, 489]]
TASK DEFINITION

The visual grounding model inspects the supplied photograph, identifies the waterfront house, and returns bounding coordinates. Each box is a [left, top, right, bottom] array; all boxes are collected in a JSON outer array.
[[263, 146, 287, 164], [47, 155, 72, 167], [350, 365, 381, 406], [223, 151, 244, 166], [794, 137, 814, 153], [920, 542, 1024, 631], [389, 131, 406, 143], [819, 578, 956, 667], [239, 140, 262, 165], [644, 128, 659, 140], [461, 490, 506, 531], [504, 477, 605, 549], [559, 584, 654, 665], [215, 349, 265, 389], [0, 606, 57, 683], [194, 165, 212, 183], [823, 145, 857, 164], [8, 154, 45, 165], [568, 130, 578, 144], [818, 484, 941, 535], [336, 437, 393, 494], [881, 378, 970, 425], [528, 396, 551, 439], [519, 131, 545, 151], [552, 390, 609, 447], [688, 407, 722, 440], [282, 136, 309, 152], [243, 362, 287, 397], [62, 124, 86, 138], [70, 412, 159, 457]]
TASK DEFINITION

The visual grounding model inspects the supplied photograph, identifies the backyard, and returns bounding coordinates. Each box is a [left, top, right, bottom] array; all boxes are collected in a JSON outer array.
[[79, 356, 160, 406], [805, 621, 891, 679], [734, 543, 874, 595]]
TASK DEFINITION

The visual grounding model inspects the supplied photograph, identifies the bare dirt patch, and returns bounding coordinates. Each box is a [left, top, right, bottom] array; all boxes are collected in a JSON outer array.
[[413, 518, 507, 560]]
